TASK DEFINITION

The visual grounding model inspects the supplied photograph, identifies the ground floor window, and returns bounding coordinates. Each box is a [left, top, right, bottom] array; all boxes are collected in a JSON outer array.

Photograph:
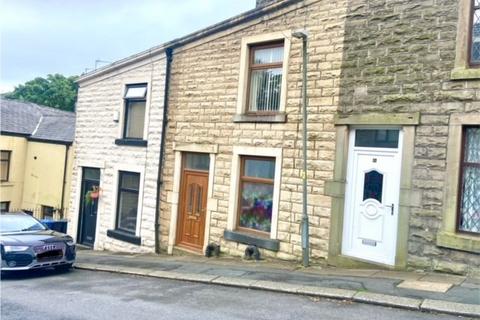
[[238, 156, 275, 234], [116, 171, 140, 234], [458, 126, 480, 234], [41, 205, 54, 220], [0, 201, 10, 213]]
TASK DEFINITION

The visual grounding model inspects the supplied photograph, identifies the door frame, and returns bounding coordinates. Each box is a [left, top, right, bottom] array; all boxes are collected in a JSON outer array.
[[76, 166, 101, 247], [341, 127, 403, 266], [326, 119, 418, 270], [167, 145, 217, 255]]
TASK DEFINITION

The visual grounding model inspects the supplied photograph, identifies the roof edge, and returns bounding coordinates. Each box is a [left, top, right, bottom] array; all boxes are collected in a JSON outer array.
[[77, 0, 302, 83]]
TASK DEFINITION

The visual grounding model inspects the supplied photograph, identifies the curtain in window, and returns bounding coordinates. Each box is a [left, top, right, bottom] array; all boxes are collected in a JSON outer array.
[[249, 68, 282, 112], [125, 101, 145, 138]]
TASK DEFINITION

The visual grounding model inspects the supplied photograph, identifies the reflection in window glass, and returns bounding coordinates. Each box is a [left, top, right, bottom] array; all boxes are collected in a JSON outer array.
[[117, 171, 140, 234], [363, 170, 383, 202], [458, 127, 480, 233], [471, 1, 480, 64], [185, 153, 210, 171], [238, 157, 275, 233], [355, 129, 399, 148]]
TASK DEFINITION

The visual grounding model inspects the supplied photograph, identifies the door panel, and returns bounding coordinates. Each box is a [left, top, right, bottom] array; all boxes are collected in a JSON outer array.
[[342, 130, 402, 266], [177, 168, 209, 250], [78, 168, 100, 247]]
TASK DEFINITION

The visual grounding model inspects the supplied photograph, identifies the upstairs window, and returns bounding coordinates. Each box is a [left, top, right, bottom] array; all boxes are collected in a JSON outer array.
[[458, 126, 480, 234], [247, 42, 284, 113], [0, 150, 11, 182], [123, 84, 147, 139], [470, 0, 480, 65]]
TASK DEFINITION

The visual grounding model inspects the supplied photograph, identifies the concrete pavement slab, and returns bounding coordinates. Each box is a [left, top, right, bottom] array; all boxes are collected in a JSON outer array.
[[353, 292, 422, 310], [421, 299, 480, 318], [297, 285, 357, 299], [250, 280, 301, 293], [372, 270, 424, 281], [397, 280, 453, 293], [419, 274, 466, 285], [174, 273, 219, 283]]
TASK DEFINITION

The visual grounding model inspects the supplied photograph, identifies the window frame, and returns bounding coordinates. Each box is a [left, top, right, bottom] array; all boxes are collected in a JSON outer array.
[[456, 125, 480, 235], [115, 171, 141, 235], [468, 0, 480, 67], [246, 41, 285, 115], [0, 201, 10, 213], [234, 31, 291, 123], [0, 150, 11, 182], [122, 83, 147, 140], [236, 156, 276, 237], [41, 205, 55, 220]]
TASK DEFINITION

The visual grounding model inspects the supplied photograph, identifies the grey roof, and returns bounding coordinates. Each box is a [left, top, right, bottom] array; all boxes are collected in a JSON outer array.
[[0, 98, 75, 144]]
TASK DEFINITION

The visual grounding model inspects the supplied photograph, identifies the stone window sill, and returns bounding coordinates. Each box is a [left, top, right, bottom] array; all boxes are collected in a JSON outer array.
[[233, 113, 287, 123], [107, 229, 141, 245], [223, 230, 279, 251], [0, 182, 14, 187], [114, 139, 148, 147], [436, 231, 480, 254], [450, 68, 480, 80]]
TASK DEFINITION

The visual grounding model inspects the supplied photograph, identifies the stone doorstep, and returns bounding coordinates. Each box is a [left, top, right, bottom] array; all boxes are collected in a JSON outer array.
[[74, 264, 478, 317], [397, 280, 453, 293]]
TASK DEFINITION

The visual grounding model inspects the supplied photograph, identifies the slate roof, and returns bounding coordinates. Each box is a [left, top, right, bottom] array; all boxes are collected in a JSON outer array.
[[0, 98, 75, 144]]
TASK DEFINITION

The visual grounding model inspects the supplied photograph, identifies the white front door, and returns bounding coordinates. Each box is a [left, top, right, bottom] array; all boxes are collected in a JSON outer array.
[[342, 128, 403, 266]]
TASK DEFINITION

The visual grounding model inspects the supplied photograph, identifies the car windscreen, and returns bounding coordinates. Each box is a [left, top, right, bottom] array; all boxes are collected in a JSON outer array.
[[0, 215, 47, 233]]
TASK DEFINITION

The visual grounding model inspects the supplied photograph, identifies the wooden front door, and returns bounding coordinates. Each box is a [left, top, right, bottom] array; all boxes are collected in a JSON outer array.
[[177, 153, 210, 250]]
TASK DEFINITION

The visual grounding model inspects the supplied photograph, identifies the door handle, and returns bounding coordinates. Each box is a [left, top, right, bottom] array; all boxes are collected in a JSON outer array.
[[385, 203, 394, 215]]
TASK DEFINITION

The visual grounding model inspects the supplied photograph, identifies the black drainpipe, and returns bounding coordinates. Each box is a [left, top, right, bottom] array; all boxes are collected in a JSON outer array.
[[155, 47, 173, 254], [60, 144, 70, 219]]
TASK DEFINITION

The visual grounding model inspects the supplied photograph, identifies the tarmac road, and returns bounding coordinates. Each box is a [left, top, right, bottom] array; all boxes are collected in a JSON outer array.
[[0, 268, 467, 320]]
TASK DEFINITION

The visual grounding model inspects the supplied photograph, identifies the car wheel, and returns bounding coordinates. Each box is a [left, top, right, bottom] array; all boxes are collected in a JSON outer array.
[[55, 263, 73, 272]]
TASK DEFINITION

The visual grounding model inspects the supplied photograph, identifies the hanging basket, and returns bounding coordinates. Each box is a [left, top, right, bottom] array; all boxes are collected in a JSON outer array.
[[85, 186, 101, 204]]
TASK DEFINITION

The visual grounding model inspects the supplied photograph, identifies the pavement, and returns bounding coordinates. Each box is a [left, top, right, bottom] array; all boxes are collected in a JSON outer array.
[[75, 249, 480, 318]]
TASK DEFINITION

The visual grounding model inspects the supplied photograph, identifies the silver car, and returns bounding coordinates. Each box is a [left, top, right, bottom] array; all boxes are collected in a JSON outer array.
[[0, 212, 76, 271]]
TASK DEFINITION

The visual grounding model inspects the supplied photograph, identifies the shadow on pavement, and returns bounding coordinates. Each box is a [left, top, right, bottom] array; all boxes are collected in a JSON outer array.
[[1, 266, 74, 280]]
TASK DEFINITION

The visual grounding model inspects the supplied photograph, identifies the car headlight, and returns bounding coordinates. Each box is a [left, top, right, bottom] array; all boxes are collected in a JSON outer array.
[[4, 245, 29, 252]]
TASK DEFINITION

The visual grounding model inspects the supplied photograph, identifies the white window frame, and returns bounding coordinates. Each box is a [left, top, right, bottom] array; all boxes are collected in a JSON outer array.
[[236, 31, 291, 115], [226, 146, 283, 240]]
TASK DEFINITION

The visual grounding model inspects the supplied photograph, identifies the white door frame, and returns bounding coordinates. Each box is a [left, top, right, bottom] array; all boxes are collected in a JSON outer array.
[[342, 127, 403, 266]]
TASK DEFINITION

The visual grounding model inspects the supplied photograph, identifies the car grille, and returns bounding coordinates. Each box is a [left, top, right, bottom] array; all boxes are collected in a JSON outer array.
[[37, 249, 63, 262], [4, 253, 33, 267]]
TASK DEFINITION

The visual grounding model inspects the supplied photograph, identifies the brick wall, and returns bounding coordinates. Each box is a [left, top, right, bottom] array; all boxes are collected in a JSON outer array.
[[339, 0, 479, 273], [69, 57, 167, 253], [160, 0, 347, 261]]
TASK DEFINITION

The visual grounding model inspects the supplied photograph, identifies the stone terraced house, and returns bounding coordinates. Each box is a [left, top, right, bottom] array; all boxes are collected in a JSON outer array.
[[69, 0, 479, 274]]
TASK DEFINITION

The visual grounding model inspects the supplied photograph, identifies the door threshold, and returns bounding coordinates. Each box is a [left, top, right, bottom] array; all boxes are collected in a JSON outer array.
[[174, 244, 203, 256]]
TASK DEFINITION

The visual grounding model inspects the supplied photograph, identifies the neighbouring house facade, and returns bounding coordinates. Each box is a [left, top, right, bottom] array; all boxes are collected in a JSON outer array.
[[67, 51, 167, 251], [69, 0, 479, 274], [0, 98, 75, 220]]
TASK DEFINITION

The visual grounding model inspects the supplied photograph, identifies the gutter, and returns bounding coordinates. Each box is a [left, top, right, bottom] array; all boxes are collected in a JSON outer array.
[[60, 144, 70, 219], [76, 0, 302, 84], [154, 47, 173, 254]]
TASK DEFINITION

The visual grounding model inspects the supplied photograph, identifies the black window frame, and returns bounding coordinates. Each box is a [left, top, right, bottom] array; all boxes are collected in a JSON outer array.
[[115, 171, 140, 235], [456, 125, 480, 235], [0, 201, 10, 213], [122, 83, 147, 140], [0, 150, 11, 182], [41, 205, 55, 220]]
